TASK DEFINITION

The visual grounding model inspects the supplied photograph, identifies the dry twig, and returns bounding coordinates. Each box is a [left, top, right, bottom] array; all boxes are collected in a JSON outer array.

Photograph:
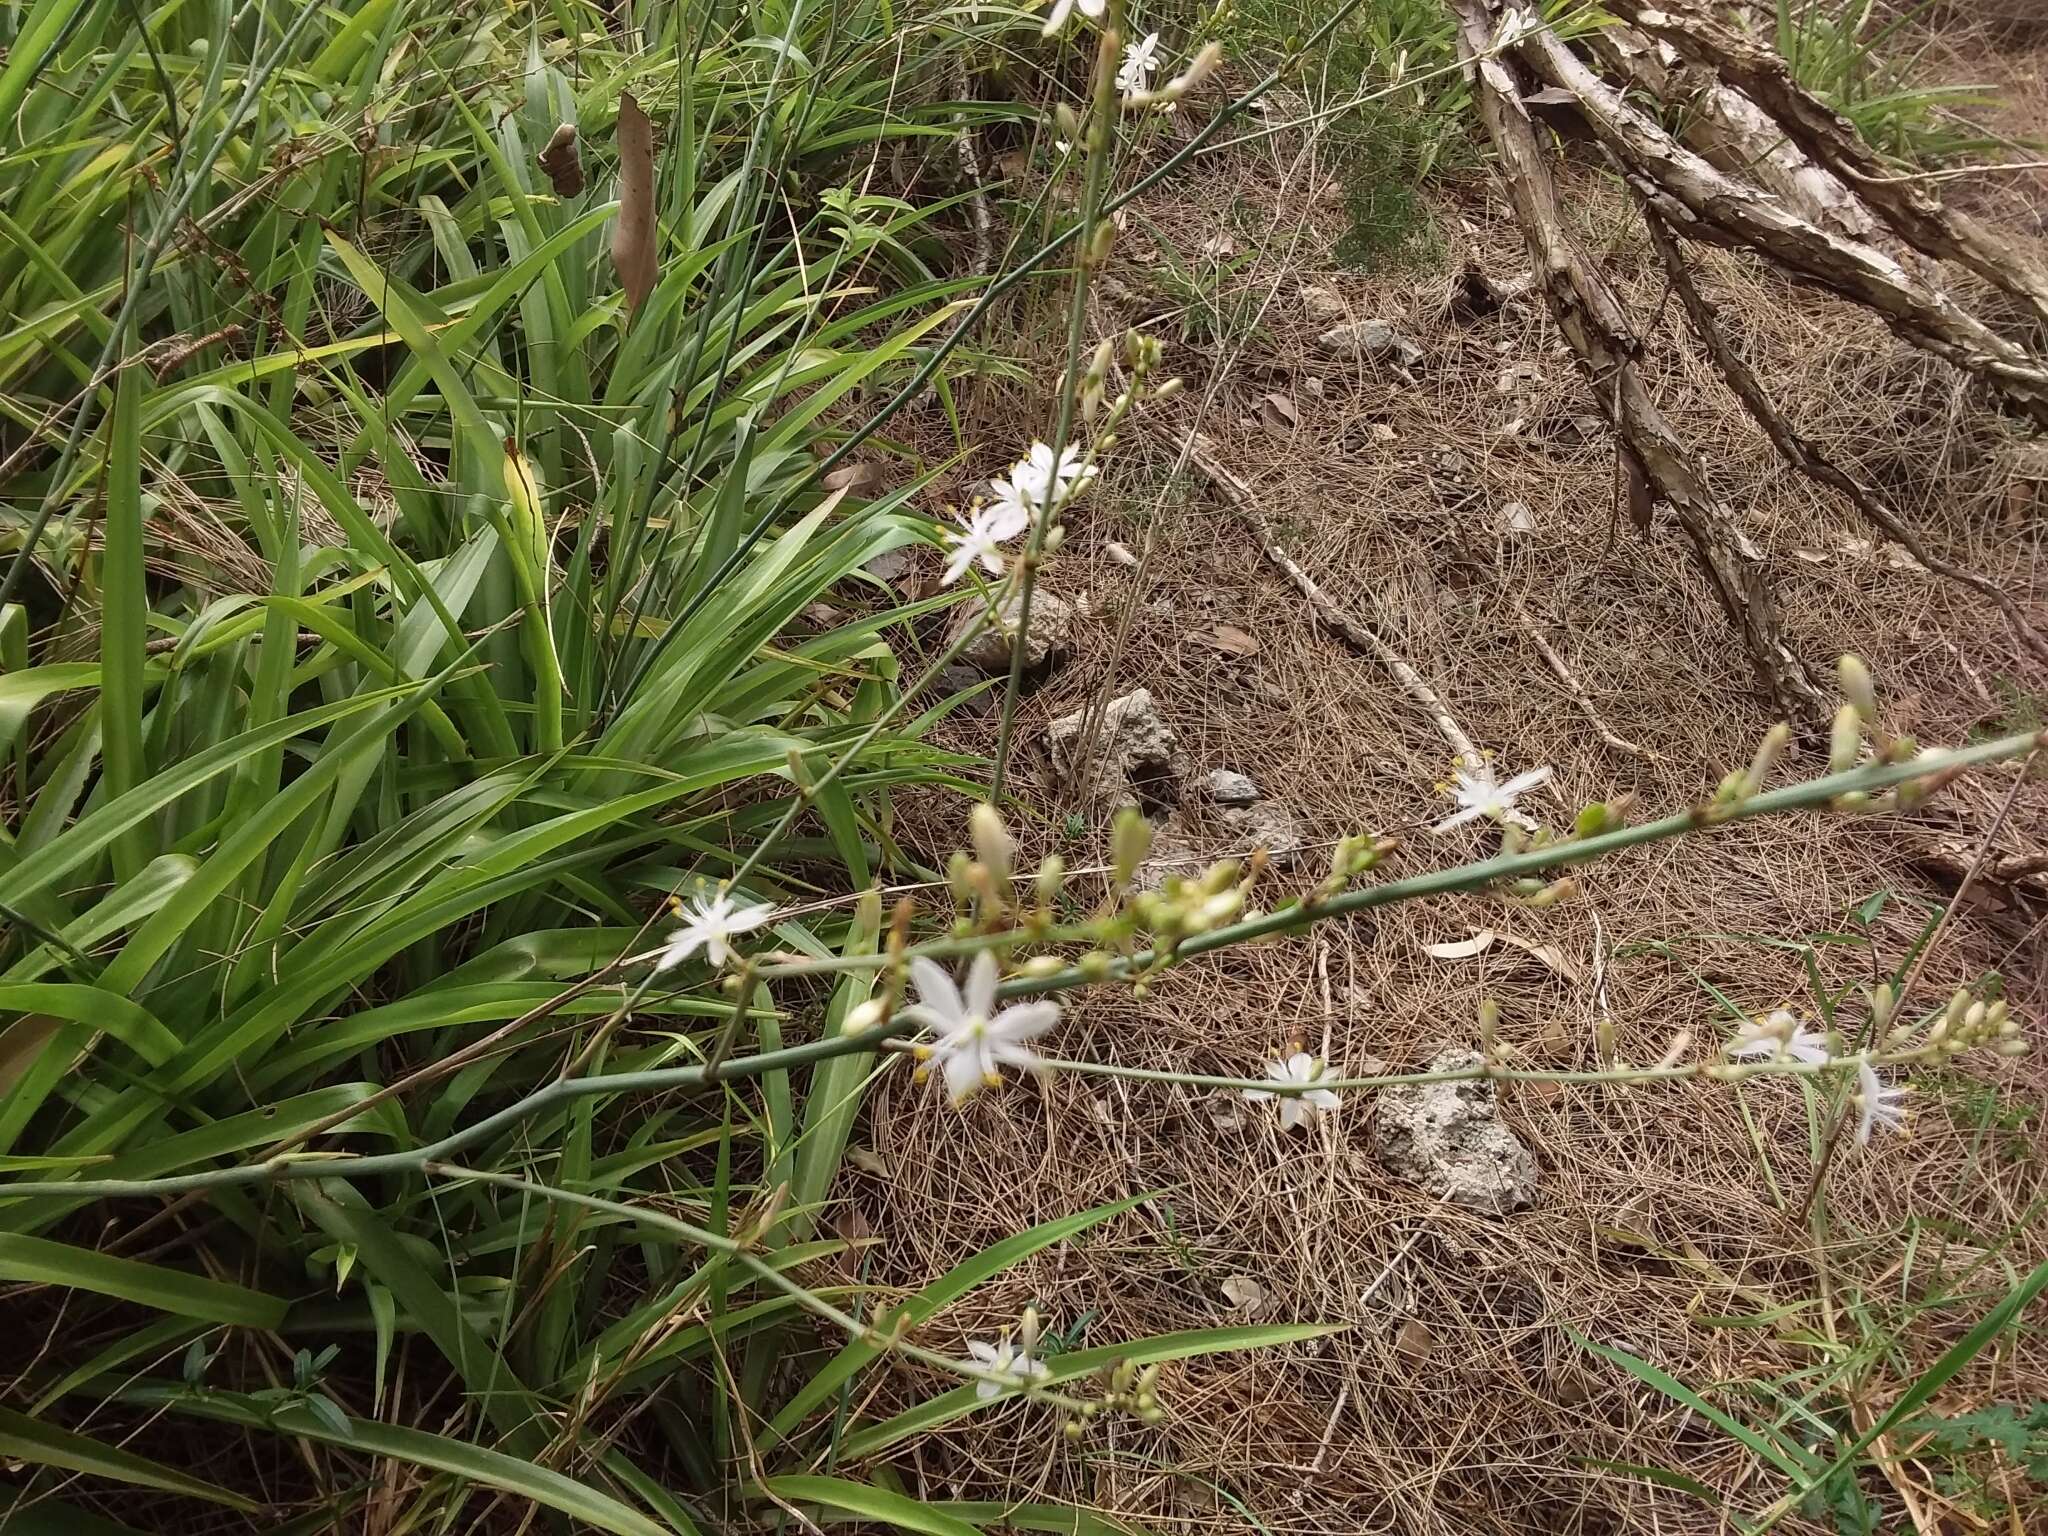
[[1185, 431, 1482, 770]]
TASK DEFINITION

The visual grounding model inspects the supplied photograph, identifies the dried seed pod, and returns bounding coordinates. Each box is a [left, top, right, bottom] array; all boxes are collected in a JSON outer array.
[[537, 122, 583, 197]]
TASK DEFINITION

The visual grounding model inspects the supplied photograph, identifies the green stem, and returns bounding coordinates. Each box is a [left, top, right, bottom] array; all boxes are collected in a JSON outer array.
[[1, 729, 2034, 1204], [988, 8, 1125, 801]]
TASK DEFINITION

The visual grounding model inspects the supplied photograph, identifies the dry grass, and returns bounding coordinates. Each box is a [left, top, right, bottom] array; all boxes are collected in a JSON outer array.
[[828, 66, 2048, 1536]]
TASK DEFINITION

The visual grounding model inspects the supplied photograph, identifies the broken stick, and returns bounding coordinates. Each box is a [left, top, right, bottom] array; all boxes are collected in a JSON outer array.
[[1184, 431, 1482, 772]]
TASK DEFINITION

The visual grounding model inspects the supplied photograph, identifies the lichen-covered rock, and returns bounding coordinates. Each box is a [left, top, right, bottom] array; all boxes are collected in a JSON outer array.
[[1316, 318, 1424, 371], [1048, 687, 1180, 809], [1372, 1049, 1539, 1215], [1204, 768, 1261, 806], [947, 589, 1074, 674], [1220, 799, 1305, 866]]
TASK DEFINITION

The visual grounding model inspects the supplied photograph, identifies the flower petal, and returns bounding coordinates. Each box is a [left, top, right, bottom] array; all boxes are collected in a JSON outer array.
[[991, 1000, 1060, 1042], [908, 957, 963, 1023], [1432, 806, 1485, 832], [942, 1046, 984, 1105], [964, 949, 999, 1019]]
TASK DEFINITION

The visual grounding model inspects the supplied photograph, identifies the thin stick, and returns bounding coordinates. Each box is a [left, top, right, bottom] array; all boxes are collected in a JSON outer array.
[[1507, 592, 1652, 758], [1186, 432, 1482, 771]]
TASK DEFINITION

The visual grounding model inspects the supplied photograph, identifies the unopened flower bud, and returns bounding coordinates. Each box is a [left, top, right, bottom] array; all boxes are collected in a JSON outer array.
[[1838, 655, 1877, 721], [1828, 704, 1863, 773], [1741, 722, 1791, 797], [970, 802, 1012, 887], [846, 997, 887, 1031], [1112, 806, 1152, 887], [946, 849, 974, 903], [1035, 855, 1066, 907], [1087, 220, 1116, 263], [1055, 103, 1081, 143], [1154, 375, 1184, 400], [1020, 954, 1065, 978], [1866, 982, 1893, 1035]]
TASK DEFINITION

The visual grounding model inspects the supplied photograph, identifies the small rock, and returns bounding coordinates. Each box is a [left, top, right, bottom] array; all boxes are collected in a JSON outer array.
[[1371, 1049, 1539, 1215], [935, 663, 997, 717], [1316, 319, 1424, 372], [947, 589, 1074, 674], [863, 548, 912, 584], [1048, 687, 1181, 810], [1301, 285, 1347, 324], [1221, 799, 1306, 865], [1204, 768, 1261, 806]]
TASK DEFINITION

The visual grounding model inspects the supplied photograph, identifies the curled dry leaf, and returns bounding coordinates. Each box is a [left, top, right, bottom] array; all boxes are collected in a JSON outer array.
[[821, 461, 883, 495], [1105, 540, 1139, 568], [1258, 391, 1299, 434], [1220, 1274, 1268, 1313], [612, 93, 656, 317], [1424, 930, 1496, 961], [536, 122, 583, 197]]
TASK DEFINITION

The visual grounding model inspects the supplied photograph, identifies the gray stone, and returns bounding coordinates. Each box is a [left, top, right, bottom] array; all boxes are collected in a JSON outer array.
[[1300, 284, 1347, 325], [947, 589, 1074, 675], [1316, 319, 1424, 371], [864, 548, 913, 583], [1220, 799, 1305, 865], [1048, 687, 1179, 810], [1371, 1049, 1539, 1216], [1204, 768, 1261, 806]]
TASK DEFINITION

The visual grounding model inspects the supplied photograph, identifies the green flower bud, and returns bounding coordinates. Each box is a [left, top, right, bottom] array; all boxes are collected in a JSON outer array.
[[1838, 655, 1877, 721]]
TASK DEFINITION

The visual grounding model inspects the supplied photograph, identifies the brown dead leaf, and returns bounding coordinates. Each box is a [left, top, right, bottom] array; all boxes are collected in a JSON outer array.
[[1204, 623, 1259, 657], [821, 461, 883, 495], [1494, 930, 1584, 984], [612, 94, 656, 317], [536, 123, 583, 197], [1394, 1318, 1436, 1365], [1221, 1275, 1268, 1313], [1258, 391, 1299, 435]]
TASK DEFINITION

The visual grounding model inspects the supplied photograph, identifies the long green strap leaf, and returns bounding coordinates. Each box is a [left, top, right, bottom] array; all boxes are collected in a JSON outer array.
[[0, 1407, 256, 1513], [0, 1233, 287, 1327]]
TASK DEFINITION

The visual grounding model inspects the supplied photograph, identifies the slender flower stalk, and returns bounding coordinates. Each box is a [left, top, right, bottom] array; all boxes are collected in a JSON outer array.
[[988, 6, 1128, 803]]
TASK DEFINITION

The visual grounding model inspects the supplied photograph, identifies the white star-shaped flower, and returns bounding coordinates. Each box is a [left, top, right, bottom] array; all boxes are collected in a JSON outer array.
[[1116, 32, 1162, 95], [1243, 1051, 1342, 1131], [1040, 0, 1105, 36], [965, 1335, 1052, 1399], [1010, 440, 1097, 517], [903, 951, 1062, 1104], [1854, 1058, 1909, 1145], [656, 892, 776, 971], [1432, 761, 1552, 832], [941, 504, 1021, 586], [1725, 1010, 1832, 1066]]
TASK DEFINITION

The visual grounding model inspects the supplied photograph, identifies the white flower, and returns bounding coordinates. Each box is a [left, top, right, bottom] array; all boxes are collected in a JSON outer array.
[[1725, 1010, 1832, 1066], [1854, 1058, 1909, 1145], [979, 470, 1038, 539], [657, 892, 776, 971], [1432, 760, 1552, 833], [902, 951, 1062, 1104], [965, 1335, 1051, 1399], [1010, 440, 1096, 516], [1116, 32, 1162, 95], [1040, 0, 1105, 37], [1494, 7, 1539, 50], [941, 505, 1020, 586], [1242, 1051, 1342, 1131]]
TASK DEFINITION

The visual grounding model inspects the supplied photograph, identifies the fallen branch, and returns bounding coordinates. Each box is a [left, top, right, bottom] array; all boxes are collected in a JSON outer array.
[[1638, 206, 2048, 669], [953, 61, 994, 278], [1184, 431, 1482, 771], [1510, 17, 2048, 427], [1450, 0, 1825, 719], [1590, 23, 1876, 240], [1607, 0, 2048, 334], [1507, 591, 1653, 759]]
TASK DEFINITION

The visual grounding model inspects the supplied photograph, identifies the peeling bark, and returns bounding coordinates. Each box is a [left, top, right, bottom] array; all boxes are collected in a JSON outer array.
[[1606, 0, 2048, 335], [1638, 206, 2048, 669], [1511, 21, 2048, 427]]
